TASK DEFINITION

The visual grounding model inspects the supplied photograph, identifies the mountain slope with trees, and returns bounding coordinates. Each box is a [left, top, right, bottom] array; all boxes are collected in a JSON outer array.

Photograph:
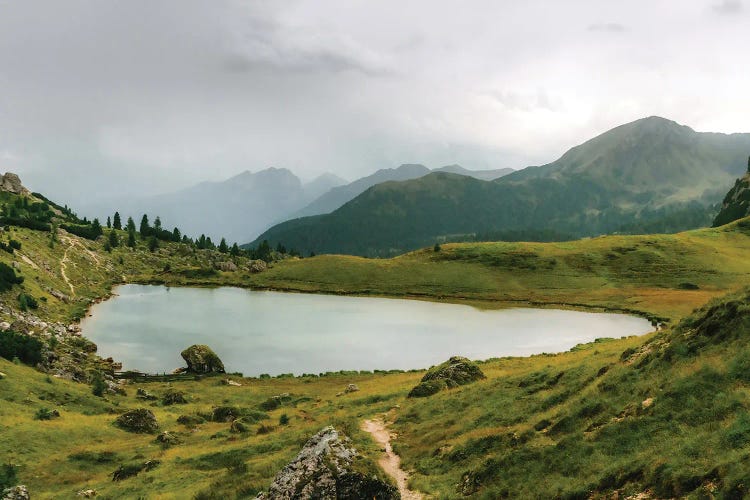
[[252, 117, 750, 256]]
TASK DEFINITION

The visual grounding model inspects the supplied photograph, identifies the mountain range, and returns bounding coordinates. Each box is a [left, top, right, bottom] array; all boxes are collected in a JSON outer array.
[[80, 164, 513, 244], [251, 116, 750, 256]]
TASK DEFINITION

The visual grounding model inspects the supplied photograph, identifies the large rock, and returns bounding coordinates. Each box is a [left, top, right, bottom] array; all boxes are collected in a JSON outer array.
[[180, 344, 225, 374], [2, 485, 30, 500], [408, 356, 486, 398], [114, 408, 159, 433], [259, 426, 399, 499], [249, 260, 267, 273], [0, 173, 29, 195], [216, 261, 238, 272]]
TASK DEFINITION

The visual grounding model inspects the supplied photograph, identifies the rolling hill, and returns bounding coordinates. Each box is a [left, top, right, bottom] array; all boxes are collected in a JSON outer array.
[[252, 117, 750, 256]]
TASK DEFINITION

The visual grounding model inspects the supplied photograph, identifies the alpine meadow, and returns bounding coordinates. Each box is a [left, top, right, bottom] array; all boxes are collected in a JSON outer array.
[[2, 2, 750, 500]]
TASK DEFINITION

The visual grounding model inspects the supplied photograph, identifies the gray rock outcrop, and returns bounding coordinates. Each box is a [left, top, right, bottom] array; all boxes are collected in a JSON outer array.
[[408, 356, 486, 398], [114, 408, 159, 433], [259, 426, 399, 499], [0, 173, 29, 195], [2, 485, 30, 500], [180, 344, 225, 374]]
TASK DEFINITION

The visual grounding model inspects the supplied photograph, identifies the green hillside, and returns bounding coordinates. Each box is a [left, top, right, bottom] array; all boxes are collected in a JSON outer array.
[[252, 117, 750, 256]]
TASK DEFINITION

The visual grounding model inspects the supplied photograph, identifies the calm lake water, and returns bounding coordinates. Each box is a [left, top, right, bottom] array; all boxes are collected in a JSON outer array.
[[81, 285, 654, 376]]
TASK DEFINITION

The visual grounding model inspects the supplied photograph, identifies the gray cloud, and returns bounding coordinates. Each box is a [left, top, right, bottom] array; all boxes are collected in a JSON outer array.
[[588, 23, 627, 32], [712, 0, 743, 14], [0, 0, 747, 216]]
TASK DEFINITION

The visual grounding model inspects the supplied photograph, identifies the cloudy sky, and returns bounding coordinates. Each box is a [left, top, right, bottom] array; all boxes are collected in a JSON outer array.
[[0, 0, 748, 209]]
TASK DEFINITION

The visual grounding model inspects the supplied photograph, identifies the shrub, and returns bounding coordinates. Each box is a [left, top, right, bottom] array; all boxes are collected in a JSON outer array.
[[34, 407, 60, 420], [91, 372, 107, 397], [279, 413, 290, 425], [0, 462, 17, 490], [0, 262, 23, 292], [162, 390, 187, 405], [0, 330, 42, 365], [17, 293, 38, 311]]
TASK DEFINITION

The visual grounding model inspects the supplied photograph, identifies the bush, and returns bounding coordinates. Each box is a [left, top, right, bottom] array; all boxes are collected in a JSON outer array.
[[162, 390, 187, 405], [0, 262, 23, 292], [279, 413, 290, 425], [91, 372, 107, 397], [0, 462, 17, 491], [34, 407, 60, 420], [0, 330, 42, 365], [17, 293, 38, 311]]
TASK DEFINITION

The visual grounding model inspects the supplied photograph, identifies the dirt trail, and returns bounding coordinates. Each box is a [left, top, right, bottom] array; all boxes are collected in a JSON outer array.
[[362, 418, 423, 500], [59, 242, 76, 297]]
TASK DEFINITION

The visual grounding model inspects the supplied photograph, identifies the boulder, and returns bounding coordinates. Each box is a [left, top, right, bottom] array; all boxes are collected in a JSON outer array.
[[0, 372, 5, 380], [249, 260, 267, 273], [1, 485, 30, 500], [408, 356, 485, 398], [0, 173, 29, 195], [180, 344, 225, 374], [0, 322, 10, 331], [344, 383, 360, 393], [162, 390, 187, 405], [136, 388, 158, 401], [216, 261, 238, 272], [76, 489, 97, 498], [155, 431, 180, 447], [114, 408, 159, 433], [258, 426, 399, 499]]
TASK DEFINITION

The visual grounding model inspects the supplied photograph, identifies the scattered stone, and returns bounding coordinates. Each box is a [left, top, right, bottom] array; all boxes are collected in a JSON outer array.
[[114, 408, 159, 433], [221, 378, 242, 386], [408, 356, 485, 398], [0, 372, 5, 380], [641, 397, 655, 409], [249, 260, 267, 273], [162, 389, 188, 405], [260, 393, 292, 411], [0, 322, 10, 331], [230, 419, 248, 433], [112, 460, 160, 481], [155, 431, 180, 447], [180, 344, 225, 374], [258, 426, 398, 499], [177, 414, 206, 427], [345, 383, 360, 393], [1, 485, 30, 500], [76, 489, 97, 497], [216, 261, 238, 272]]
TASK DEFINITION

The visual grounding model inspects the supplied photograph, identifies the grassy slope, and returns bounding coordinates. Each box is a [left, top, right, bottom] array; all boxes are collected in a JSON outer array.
[[4, 214, 750, 497]]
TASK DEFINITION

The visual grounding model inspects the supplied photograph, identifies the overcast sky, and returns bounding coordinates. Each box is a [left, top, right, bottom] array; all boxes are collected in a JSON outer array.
[[0, 0, 748, 207]]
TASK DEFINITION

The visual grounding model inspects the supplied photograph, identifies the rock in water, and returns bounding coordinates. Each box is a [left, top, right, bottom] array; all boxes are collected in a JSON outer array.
[[259, 426, 399, 499], [114, 408, 159, 433], [408, 356, 485, 398], [180, 344, 225, 374], [0, 173, 29, 195]]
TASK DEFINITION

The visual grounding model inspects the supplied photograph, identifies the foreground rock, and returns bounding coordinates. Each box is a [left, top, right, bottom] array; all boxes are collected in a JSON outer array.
[[114, 408, 159, 433], [180, 344, 225, 374], [1, 485, 29, 500], [258, 426, 399, 499], [408, 356, 485, 398]]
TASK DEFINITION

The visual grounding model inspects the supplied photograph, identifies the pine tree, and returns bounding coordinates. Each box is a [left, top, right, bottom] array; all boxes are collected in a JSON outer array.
[[230, 243, 240, 256], [113, 212, 122, 230], [126, 216, 136, 233], [108, 230, 119, 248], [154, 216, 162, 232], [219, 238, 228, 253], [127, 229, 136, 248], [197, 234, 207, 249], [139, 215, 150, 236], [172, 227, 181, 242], [106, 216, 111, 228], [148, 236, 158, 252], [91, 218, 103, 238]]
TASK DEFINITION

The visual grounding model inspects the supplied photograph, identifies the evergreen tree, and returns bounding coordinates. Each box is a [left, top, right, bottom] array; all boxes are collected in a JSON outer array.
[[148, 236, 159, 252], [154, 216, 162, 232], [219, 237, 228, 253], [108, 230, 119, 248], [172, 227, 181, 242], [230, 243, 240, 256], [181, 235, 190, 244], [197, 234, 207, 249], [106, 216, 111, 228], [126, 216, 136, 233], [206, 237, 214, 250], [113, 212, 122, 230], [127, 229, 136, 248], [91, 218, 103, 238], [139, 214, 150, 236]]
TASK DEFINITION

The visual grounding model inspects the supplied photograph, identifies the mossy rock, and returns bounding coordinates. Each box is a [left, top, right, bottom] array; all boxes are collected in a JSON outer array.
[[162, 390, 187, 405], [114, 408, 159, 433], [259, 393, 292, 411], [180, 344, 225, 374], [176, 414, 206, 427], [408, 356, 485, 398], [211, 406, 243, 422]]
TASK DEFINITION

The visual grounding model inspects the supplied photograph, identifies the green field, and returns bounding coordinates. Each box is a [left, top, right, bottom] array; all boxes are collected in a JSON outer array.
[[4, 207, 750, 497]]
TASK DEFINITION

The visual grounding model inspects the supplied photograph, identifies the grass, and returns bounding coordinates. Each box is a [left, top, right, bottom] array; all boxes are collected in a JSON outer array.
[[4, 188, 750, 496]]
